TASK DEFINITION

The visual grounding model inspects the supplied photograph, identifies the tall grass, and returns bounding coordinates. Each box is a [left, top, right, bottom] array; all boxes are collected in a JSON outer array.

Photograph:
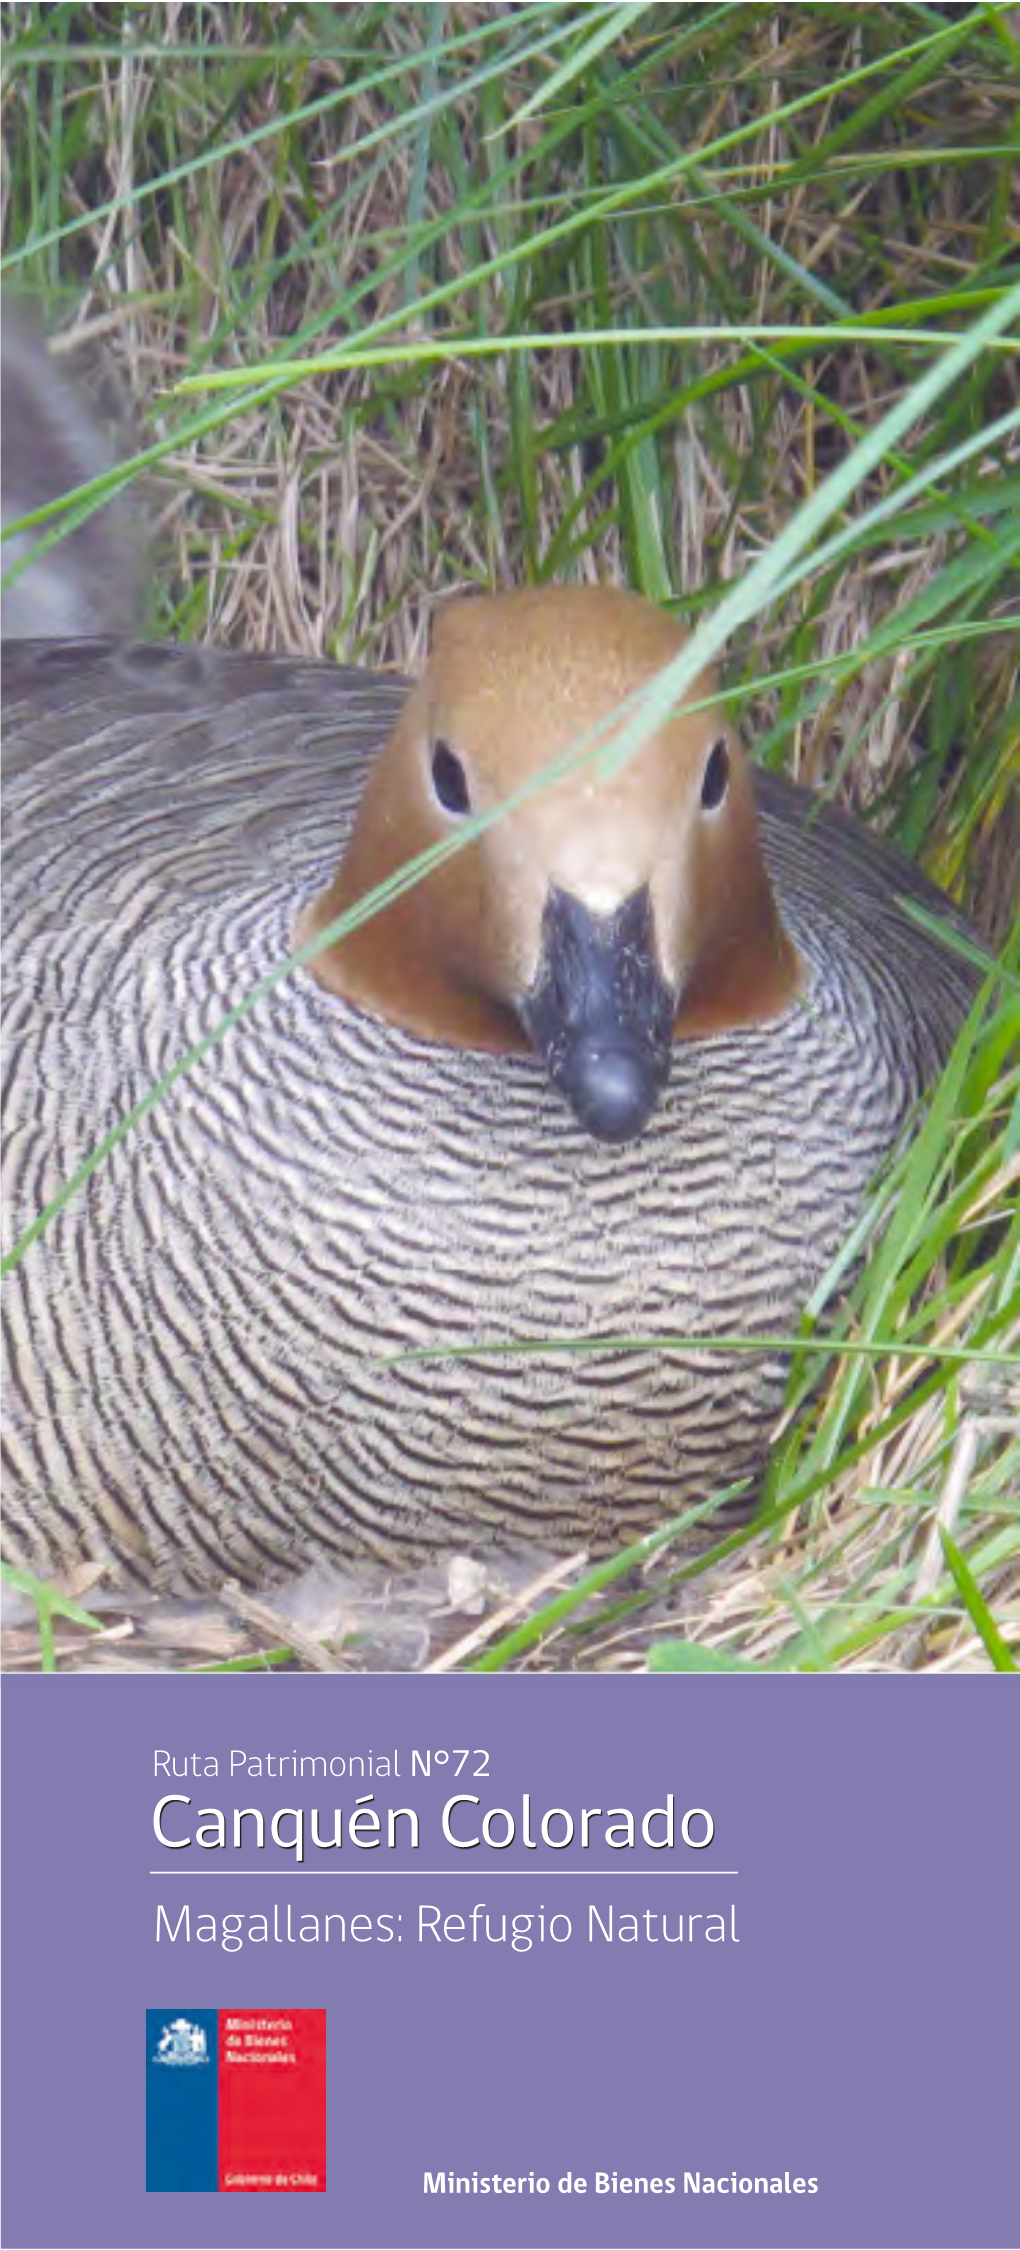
[[1, 3, 1017, 1670]]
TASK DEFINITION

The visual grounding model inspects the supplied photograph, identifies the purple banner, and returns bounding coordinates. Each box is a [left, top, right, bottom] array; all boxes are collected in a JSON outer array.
[[2, 1674, 1014, 2249]]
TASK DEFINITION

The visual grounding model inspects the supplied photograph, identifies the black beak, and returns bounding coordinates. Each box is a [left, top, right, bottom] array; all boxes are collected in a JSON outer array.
[[520, 885, 676, 1142]]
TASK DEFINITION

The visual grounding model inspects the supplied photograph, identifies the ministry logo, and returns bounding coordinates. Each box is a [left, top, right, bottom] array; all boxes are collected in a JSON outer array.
[[147, 2009, 326, 2193], [154, 2017, 209, 2066]]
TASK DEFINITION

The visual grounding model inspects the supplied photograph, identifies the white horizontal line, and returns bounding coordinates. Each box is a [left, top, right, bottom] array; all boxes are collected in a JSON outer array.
[[148, 1868, 738, 1877]]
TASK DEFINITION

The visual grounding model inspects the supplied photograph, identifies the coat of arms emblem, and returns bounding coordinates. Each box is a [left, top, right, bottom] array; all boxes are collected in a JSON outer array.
[[155, 2017, 208, 2064]]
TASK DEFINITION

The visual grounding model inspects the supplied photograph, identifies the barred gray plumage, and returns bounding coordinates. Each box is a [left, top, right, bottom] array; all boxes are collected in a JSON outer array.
[[2, 638, 977, 1589]]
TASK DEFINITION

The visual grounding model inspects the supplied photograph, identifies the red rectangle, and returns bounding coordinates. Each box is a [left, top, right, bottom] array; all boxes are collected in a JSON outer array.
[[218, 2009, 326, 2191]]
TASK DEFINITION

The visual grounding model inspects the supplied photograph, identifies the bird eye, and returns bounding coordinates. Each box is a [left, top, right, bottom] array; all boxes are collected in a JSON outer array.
[[700, 739, 730, 812], [431, 739, 472, 816]]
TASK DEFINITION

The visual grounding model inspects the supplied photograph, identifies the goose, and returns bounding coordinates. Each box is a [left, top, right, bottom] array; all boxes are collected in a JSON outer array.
[[1, 589, 977, 1592]]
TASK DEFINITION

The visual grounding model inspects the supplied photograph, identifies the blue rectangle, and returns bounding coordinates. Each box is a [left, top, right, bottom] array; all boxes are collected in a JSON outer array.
[[145, 2009, 219, 2191]]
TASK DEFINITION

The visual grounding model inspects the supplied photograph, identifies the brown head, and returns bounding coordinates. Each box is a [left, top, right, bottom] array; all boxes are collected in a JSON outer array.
[[297, 586, 804, 1141]]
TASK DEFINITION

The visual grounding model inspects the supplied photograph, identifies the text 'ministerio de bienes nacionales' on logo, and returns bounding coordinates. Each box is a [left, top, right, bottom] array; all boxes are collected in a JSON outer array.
[[146, 2009, 326, 2192]]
